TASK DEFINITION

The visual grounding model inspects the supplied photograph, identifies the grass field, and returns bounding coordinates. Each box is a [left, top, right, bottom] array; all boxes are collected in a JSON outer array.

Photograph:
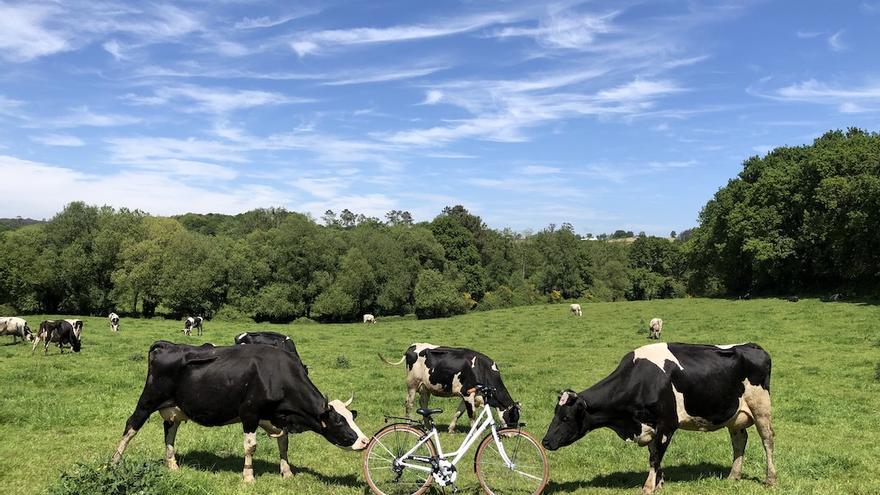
[[1, 298, 879, 495]]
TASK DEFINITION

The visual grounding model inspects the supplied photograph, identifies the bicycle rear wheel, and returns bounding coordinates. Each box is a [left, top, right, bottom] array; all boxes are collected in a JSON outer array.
[[363, 424, 437, 495], [475, 428, 549, 494]]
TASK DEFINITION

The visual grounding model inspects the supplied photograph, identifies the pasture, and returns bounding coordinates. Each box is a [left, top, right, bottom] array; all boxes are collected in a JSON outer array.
[[1, 298, 878, 495]]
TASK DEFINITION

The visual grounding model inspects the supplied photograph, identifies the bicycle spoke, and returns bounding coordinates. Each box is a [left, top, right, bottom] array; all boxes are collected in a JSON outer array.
[[476, 430, 548, 495]]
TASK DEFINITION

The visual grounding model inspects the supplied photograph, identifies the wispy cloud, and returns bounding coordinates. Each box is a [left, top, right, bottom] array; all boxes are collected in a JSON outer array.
[[234, 9, 316, 30], [321, 66, 446, 86], [491, 10, 618, 50], [519, 165, 561, 175], [38, 106, 142, 128], [0, 4, 69, 62], [289, 12, 521, 56], [796, 30, 822, 39], [828, 30, 847, 52], [123, 84, 312, 113], [30, 134, 85, 147]]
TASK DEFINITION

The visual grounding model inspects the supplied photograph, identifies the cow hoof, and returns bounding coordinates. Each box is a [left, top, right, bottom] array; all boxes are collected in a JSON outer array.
[[728, 473, 741, 481], [166, 461, 179, 470], [763, 476, 777, 487], [243, 474, 255, 483], [281, 470, 293, 479]]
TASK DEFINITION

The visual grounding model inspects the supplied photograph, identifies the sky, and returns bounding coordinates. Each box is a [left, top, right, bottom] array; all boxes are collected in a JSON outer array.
[[1, 1, 879, 235]]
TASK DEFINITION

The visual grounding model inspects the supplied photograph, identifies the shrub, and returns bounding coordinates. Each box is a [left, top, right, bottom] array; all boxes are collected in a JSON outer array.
[[46, 459, 177, 495], [335, 355, 352, 369], [414, 269, 469, 319], [293, 316, 318, 325], [0, 303, 17, 315], [212, 304, 252, 322]]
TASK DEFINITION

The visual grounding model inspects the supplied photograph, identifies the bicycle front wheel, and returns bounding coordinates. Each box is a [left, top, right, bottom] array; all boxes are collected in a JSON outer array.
[[475, 428, 549, 495], [363, 424, 437, 495]]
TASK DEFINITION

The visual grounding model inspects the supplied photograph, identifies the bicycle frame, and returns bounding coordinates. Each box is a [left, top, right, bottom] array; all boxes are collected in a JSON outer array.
[[390, 403, 517, 474]]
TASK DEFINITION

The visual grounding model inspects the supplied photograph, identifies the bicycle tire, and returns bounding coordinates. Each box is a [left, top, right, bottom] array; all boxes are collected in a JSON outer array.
[[363, 424, 437, 495], [474, 428, 550, 495]]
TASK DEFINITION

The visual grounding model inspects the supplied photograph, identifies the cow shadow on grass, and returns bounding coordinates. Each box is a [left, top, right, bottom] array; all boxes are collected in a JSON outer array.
[[179, 450, 360, 487], [544, 462, 734, 493]]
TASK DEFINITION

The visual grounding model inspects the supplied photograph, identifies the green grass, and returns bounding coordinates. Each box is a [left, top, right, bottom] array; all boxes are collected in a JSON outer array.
[[1, 298, 878, 494]]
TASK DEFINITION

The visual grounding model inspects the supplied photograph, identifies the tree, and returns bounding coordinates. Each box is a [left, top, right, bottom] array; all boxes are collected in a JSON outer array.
[[414, 269, 468, 319]]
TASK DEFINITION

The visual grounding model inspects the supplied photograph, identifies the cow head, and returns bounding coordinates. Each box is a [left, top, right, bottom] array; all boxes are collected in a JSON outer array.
[[315, 396, 369, 451], [23, 324, 34, 342], [70, 333, 82, 353], [542, 390, 591, 451], [501, 402, 521, 427]]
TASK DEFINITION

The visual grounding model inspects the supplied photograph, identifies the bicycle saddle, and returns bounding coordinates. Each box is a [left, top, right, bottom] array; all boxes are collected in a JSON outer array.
[[416, 408, 443, 417]]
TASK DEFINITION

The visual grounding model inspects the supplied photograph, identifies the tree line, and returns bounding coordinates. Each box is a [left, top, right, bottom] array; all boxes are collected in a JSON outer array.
[[0, 128, 875, 321]]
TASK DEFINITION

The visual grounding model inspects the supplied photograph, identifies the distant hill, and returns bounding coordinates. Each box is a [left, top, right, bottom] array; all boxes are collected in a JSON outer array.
[[0, 217, 45, 232]]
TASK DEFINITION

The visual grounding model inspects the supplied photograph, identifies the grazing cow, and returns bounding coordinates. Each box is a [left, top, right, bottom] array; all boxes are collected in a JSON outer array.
[[0, 317, 33, 343], [829, 293, 844, 302], [32, 320, 81, 355], [786, 295, 799, 303], [363, 314, 376, 324], [109, 313, 120, 332], [111, 342, 368, 482], [542, 342, 776, 494], [379, 343, 520, 433], [65, 319, 83, 340], [648, 318, 663, 340], [183, 316, 203, 336], [739, 292, 751, 300], [234, 331, 298, 355], [570, 304, 582, 317]]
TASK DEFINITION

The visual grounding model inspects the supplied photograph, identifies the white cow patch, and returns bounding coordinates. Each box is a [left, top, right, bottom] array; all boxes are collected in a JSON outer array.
[[491, 362, 499, 372], [715, 343, 747, 350], [236, 332, 247, 341], [328, 400, 368, 450], [633, 343, 683, 373], [633, 423, 656, 446], [471, 357, 477, 368]]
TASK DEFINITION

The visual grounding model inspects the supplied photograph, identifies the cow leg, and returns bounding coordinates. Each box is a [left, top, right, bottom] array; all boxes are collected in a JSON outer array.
[[112, 409, 151, 464], [448, 400, 468, 434], [643, 431, 673, 494], [277, 433, 292, 478], [728, 428, 748, 480], [404, 386, 417, 418], [163, 420, 181, 470], [418, 390, 431, 427], [31, 336, 41, 355], [745, 391, 777, 486], [242, 419, 259, 482]]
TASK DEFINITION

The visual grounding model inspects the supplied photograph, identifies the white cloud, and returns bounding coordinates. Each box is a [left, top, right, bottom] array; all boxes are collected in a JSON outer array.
[[102, 39, 126, 61], [519, 165, 561, 175], [124, 84, 311, 113], [321, 66, 446, 86], [0, 95, 24, 117], [828, 30, 846, 52], [767, 79, 880, 114], [106, 136, 249, 165], [595, 79, 683, 102], [647, 160, 696, 170], [492, 10, 617, 50], [30, 134, 85, 147], [796, 30, 822, 39], [39, 107, 142, 128], [0, 155, 289, 218], [421, 90, 444, 105], [291, 177, 350, 199], [235, 13, 310, 30], [0, 4, 69, 62], [289, 12, 519, 56]]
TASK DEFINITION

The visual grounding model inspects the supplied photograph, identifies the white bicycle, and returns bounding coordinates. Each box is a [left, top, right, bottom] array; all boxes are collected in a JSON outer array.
[[363, 384, 550, 495]]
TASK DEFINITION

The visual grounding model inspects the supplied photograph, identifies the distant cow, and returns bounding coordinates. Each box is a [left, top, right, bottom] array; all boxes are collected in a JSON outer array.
[[234, 331, 298, 355], [542, 342, 776, 493], [111, 342, 368, 481], [65, 319, 83, 340], [109, 313, 120, 332], [786, 296, 799, 303], [183, 316, 203, 336], [648, 318, 663, 340], [0, 317, 33, 343], [32, 320, 81, 355], [570, 304, 582, 317], [379, 343, 520, 433], [363, 314, 376, 324], [830, 293, 844, 302]]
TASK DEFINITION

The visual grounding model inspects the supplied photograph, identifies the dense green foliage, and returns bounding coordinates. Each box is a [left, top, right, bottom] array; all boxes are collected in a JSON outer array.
[[46, 459, 180, 495], [1, 299, 878, 495], [0, 204, 684, 322], [687, 128, 880, 295]]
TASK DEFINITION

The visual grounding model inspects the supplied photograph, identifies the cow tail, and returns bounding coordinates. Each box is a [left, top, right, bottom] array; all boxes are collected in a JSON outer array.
[[378, 353, 406, 366]]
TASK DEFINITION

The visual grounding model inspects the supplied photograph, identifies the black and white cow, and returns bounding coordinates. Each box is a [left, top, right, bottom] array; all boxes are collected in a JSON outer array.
[[234, 331, 298, 355], [111, 342, 368, 482], [182, 316, 203, 336], [65, 319, 83, 340], [32, 320, 81, 355], [0, 317, 33, 343], [379, 343, 520, 433], [542, 342, 776, 494], [109, 313, 120, 332]]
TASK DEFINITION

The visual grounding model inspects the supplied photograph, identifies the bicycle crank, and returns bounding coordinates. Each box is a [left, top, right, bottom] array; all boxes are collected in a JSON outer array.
[[432, 460, 458, 486]]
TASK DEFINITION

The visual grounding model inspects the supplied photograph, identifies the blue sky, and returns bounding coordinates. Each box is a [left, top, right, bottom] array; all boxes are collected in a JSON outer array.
[[1, 1, 879, 235]]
